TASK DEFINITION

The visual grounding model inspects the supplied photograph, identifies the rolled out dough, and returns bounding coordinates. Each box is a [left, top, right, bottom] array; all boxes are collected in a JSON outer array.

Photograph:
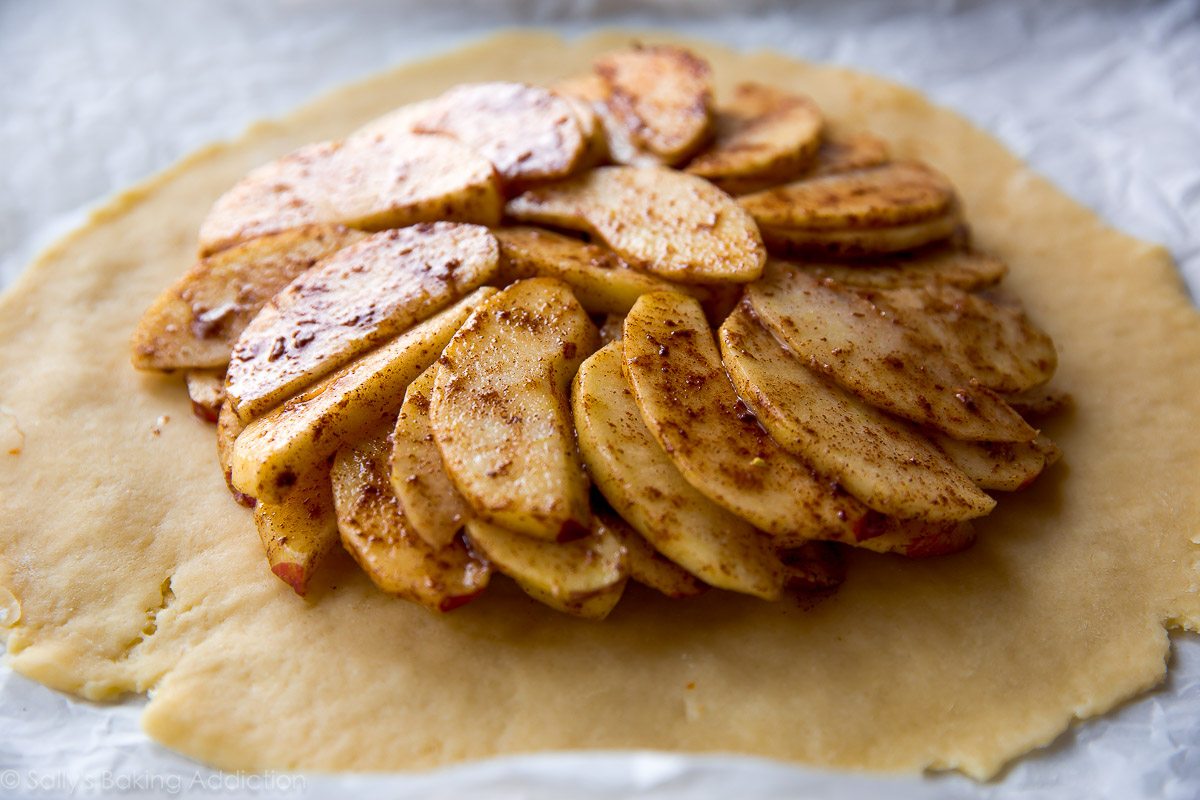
[[0, 31, 1197, 779]]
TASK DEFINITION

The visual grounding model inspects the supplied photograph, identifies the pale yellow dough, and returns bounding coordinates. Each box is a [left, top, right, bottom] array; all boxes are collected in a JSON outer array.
[[1, 32, 1198, 780]]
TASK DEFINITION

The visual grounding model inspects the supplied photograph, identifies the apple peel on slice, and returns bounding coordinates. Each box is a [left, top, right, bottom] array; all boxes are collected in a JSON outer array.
[[252, 460, 339, 597], [594, 508, 706, 599]]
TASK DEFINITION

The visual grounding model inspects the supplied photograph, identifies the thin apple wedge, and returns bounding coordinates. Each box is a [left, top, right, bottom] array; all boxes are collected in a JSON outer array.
[[132, 225, 365, 370], [198, 132, 501, 256], [1004, 385, 1073, 419], [231, 288, 495, 504], [494, 226, 708, 314], [875, 285, 1058, 393], [595, 508, 706, 599], [572, 342, 784, 599], [686, 83, 823, 190], [389, 365, 471, 550], [517, 578, 628, 620], [252, 459, 339, 597], [226, 223, 499, 423], [718, 306, 993, 522], [933, 435, 1057, 491], [410, 82, 586, 187], [622, 291, 873, 542], [718, 130, 891, 196], [781, 542, 846, 592], [758, 213, 960, 258], [431, 278, 597, 541], [464, 518, 625, 601], [799, 247, 1008, 292], [332, 432, 491, 611], [593, 44, 713, 166], [216, 399, 254, 508], [507, 166, 765, 284], [185, 369, 225, 423], [746, 263, 1035, 442]]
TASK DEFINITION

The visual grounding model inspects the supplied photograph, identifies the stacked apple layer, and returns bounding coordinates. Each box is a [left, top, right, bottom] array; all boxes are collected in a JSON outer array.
[[132, 45, 1063, 618]]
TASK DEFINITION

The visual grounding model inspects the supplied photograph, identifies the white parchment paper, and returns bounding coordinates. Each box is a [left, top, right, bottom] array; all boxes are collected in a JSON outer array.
[[1, 1, 1198, 798]]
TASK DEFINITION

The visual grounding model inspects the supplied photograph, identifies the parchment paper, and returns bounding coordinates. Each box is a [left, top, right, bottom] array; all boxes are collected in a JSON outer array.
[[1, 1, 1198, 798]]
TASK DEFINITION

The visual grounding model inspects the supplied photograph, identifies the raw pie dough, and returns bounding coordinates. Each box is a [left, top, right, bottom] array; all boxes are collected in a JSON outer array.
[[1, 32, 1198, 779]]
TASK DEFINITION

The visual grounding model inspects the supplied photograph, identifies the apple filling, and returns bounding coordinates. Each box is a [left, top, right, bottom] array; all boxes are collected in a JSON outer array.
[[132, 45, 1064, 618]]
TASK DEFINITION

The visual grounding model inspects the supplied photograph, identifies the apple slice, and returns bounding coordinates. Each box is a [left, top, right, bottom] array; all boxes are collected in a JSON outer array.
[[1004, 385, 1073, 419], [431, 279, 597, 541], [758, 213, 960, 258], [464, 518, 625, 601], [516, 578, 628, 620], [494, 226, 708, 314], [622, 291, 873, 542], [132, 225, 365, 370], [593, 44, 713, 166], [571, 342, 783, 599], [408, 82, 586, 187], [718, 306, 993, 522], [595, 508, 706, 599], [198, 132, 501, 255], [781, 542, 846, 592], [252, 459, 339, 596], [686, 83, 823, 189], [799, 247, 1007, 291], [875, 285, 1058, 393], [185, 369, 225, 423], [933, 435, 1056, 491], [718, 130, 891, 196], [226, 223, 499, 423], [231, 288, 495, 504], [332, 432, 491, 611], [746, 263, 1035, 442], [389, 365, 471, 549], [507, 166, 765, 284], [216, 399, 254, 508]]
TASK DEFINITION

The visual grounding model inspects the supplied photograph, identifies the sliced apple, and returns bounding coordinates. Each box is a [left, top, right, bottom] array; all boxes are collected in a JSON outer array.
[[622, 291, 873, 542], [718, 306, 993, 522], [719, 130, 891, 196], [216, 398, 254, 508], [464, 518, 625, 600], [595, 508, 706, 599], [132, 225, 365, 370], [1004, 385, 1073, 419], [758, 213, 961, 258], [593, 44, 713, 166], [686, 83, 823, 189], [252, 459, 339, 596], [933, 435, 1057, 492], [746, 263, 1035, 442], [389, 365, 471, 549], [517, 578, 627, 620], [198, 132, 501, 255], [572, 342, 783, 599], [226, 223, 499, 423], [185, 369, 225, 423], [231, 288, 495, 504], [799, 247, 1008, 291], [507, 166, 765, 284], [431, 279, 597, 541], [875, 285, 1058, 393], [494, 226, 708, 314], [332, 432, 491, 611], [781, 542, 846, 591]]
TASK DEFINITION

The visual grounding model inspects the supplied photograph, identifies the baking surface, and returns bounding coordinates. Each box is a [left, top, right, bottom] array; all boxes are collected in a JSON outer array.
[[2, 3, 1199, 799]]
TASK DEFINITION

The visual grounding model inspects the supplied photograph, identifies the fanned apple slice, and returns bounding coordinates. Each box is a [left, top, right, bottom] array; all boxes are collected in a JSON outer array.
[[409, 82, 586, 187], [507, 166, 765, 284], [252, 460, 339, 597], [800, 248, 1008, 291], [719, 130, 891, 196], [686, 83, 823, 188], [781, 542, 846, 591], [572, 342, 783, 599], [216, 399, 252, 507], [593, 44, 713, 166], [132, 225, 365, 370], [1004, 385, 1073, 419], [431, 279, 598, 541], [718, 306, 993, 522], [747, 263, 1035, 442], [933, 435, 1057, 492], [739, 162, 955, 230], [226, 223, 499, 423], [464, 519, 625, 600], [517, 579, 628, 620], [875, 285, 1058, 393], [594, 508, 706, 599], [185, 369, 225, 423], [231, 288, 495, 504], [622, 292, 873, 542], [198, 132, 501, 255], [494, 227, 708, 314], [332, 432, 491, 611], [389, 365, 471, 549], [759, 212, 960, 257]]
